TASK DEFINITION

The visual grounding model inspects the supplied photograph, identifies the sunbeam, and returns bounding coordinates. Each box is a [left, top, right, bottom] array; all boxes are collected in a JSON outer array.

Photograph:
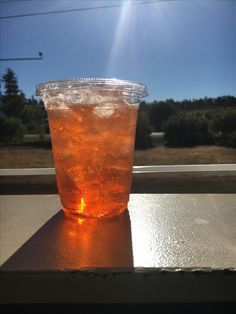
[[106, 0, 133, 76]]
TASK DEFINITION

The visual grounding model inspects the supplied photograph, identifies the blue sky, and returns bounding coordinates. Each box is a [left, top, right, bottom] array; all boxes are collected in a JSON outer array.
[[0, 0, 236, 102]]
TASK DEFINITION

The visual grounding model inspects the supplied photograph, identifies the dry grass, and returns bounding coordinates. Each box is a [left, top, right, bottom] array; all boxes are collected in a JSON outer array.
[[0, 147, 54, 168], [0, 145, 236, 169], [134, 145, 236, 165]]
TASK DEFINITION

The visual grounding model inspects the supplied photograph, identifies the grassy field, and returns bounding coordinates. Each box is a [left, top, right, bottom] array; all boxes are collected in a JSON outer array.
[[0, 145, 236, 168], [134, 145, 236, 165]]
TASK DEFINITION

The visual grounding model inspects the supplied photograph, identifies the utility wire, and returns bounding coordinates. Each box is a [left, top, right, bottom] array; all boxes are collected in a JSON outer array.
[[0, 52, 43, 61], [0, 0, 37, 3], [0, 0, 21, 3], [0, 0, 151, 3], [0, 0, 158, 19], [0, 0, 91, 2], [0, 57, 43, 61], [1, 0, 76, 3]]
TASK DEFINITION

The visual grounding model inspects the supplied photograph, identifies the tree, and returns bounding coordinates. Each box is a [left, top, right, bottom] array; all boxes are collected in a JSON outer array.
[[1, 68, 26, 118], [3, 94, 26, 118], [135, 111, 153, 150], [163, 111, 213, 147], [1, 68, 19, 99], [20, 102, 44, 133], [139, 101, 149, 112], [211, 108, 236, 134], [148, 100, 175, 131], [210, 108, 236, 147], [0, 116, 25, 144]]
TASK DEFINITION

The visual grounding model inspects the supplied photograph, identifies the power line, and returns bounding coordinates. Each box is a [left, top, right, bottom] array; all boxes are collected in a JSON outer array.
[[0, 0, 158, 19], [0, 0, 151, 4], [0, 0, 80, 1], [0, 52, 43, 61], [0, 0, 53, 3], [0, 0, 67, 3], [0, 0, 21, 3], [0, 0, 32, 3], [0, 57, 43, 61]]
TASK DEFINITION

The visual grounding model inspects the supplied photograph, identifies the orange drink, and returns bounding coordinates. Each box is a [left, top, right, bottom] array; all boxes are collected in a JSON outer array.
[[36, 79, 147, 219]]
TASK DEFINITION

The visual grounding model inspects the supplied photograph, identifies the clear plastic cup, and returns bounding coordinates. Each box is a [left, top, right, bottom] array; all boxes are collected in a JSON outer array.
[[36, 78, 148, 219]]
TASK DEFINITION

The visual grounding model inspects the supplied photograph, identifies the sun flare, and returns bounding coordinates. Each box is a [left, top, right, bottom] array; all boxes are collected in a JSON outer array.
[[106, 0, 133, 74]]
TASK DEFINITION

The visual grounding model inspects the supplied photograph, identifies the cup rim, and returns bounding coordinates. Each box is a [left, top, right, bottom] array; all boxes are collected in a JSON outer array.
[[36, 77, 148, 98]]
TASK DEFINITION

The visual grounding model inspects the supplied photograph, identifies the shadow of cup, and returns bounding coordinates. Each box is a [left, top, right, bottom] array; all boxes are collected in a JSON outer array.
[[2, 210, 133, 270]]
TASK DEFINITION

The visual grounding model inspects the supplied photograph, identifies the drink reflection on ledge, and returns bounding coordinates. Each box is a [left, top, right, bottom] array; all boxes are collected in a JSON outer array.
[[2, 210, 133, 270]]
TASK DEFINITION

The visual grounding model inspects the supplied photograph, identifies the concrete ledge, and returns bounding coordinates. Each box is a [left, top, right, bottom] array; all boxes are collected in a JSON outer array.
[[1, 269, 236, 303], [1, 194, 236, 303]]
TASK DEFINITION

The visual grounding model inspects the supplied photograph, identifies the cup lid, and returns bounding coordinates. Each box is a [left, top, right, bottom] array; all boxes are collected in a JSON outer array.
[[36, 78, 148, 98]]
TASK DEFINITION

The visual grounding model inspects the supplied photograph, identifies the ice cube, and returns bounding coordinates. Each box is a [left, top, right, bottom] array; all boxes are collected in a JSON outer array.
[[93, 106, 115, 118]]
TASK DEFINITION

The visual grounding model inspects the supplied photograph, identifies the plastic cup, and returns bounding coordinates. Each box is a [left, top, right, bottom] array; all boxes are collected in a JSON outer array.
[[36, 78, 147, 219]]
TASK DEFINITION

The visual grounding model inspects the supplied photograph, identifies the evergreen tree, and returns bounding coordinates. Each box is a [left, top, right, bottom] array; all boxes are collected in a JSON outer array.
[[2, 68, 20, 99], [1, 68, 26, 118]]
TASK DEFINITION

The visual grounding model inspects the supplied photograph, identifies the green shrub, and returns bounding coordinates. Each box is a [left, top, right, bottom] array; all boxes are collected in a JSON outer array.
[[0, 116, 26, 144], [211, 108, 236, 134], [135, 112, 153, 150], [163, 111, 213, 147], [148, 100, 176, 131], [38, 124, 45, 141], [2, 94, 26, 118], [210, 109, 236, 147], [213, 132, 236, 148], [20, 104, 45, 134]]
